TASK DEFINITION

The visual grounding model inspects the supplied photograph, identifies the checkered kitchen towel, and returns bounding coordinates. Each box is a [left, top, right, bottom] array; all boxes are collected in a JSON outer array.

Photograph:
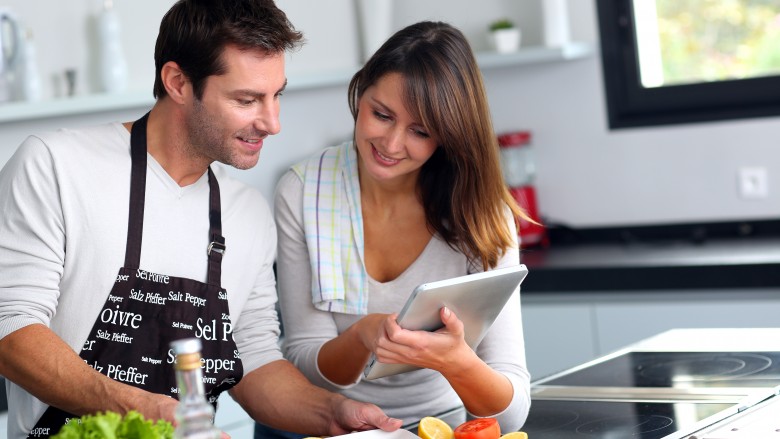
[[291, 142, 368, 315]]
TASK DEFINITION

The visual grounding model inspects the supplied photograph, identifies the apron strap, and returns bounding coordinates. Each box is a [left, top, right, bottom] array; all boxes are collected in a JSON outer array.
[[124, 113, 149, 269], [124, 112, 225, 286], [206, 167, 225, 286]]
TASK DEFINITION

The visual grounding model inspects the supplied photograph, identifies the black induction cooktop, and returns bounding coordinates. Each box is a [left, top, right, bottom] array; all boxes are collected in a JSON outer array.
[[536, 351, 780, 390], [522, 399, 739, 439]]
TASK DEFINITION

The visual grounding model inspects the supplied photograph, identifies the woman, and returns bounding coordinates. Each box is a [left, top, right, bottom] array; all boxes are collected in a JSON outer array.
[[266, 21, 531, 435]]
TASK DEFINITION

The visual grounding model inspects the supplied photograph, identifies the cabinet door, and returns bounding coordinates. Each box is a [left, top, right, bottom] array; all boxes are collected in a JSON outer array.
[[522, 300, 598, 380]]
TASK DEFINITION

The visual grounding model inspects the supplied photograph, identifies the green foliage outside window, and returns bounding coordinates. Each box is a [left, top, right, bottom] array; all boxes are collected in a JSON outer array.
[[654, 0, 780, 85]]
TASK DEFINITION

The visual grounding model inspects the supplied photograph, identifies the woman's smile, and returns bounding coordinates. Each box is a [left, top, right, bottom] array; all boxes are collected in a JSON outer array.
[[371, 145, 402, 166]]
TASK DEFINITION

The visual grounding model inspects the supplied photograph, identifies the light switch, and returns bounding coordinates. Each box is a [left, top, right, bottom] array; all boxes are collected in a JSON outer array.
[[737, 167, 769, 199]]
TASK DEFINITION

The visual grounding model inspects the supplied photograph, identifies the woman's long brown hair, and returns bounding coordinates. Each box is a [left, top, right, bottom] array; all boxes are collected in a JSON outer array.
[[348, 21, 531, 270]]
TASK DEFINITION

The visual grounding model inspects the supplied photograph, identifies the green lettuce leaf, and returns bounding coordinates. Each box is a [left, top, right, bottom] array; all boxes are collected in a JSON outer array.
[[51, 411, 174, 439]]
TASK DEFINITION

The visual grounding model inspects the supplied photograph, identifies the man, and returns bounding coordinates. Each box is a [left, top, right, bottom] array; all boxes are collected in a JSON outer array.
[[0, 1, 401, 437]]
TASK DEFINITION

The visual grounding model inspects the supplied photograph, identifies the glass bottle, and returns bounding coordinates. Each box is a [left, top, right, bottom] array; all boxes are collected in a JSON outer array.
[[171, 338, 222, 439]]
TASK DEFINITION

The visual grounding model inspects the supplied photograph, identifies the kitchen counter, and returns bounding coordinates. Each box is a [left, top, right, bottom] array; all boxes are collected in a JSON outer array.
[[626, 327, 780, 351], [520, 219, 780, 292], [694, 393, 780, 438], [524, 328, 780, 439], [628, 328, 780, 439]]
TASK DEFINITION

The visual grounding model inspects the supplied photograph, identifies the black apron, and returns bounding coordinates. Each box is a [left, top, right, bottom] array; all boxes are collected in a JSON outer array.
[[28, 113, 244, 438]]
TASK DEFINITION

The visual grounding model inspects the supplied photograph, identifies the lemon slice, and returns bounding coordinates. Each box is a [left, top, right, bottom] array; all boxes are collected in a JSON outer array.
[[418, 416, 454, 439], [500, 432, 528, 439]]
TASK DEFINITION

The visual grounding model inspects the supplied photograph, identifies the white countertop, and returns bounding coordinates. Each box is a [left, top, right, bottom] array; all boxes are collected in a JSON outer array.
[[629, 328, 780, 352]]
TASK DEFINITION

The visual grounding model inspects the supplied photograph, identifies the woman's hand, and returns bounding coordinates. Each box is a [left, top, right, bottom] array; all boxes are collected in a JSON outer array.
[[371, 307, 477, 374], [354, 312, 394, 353], [359, 308, 515, 419], [317, 313, 394, 384]]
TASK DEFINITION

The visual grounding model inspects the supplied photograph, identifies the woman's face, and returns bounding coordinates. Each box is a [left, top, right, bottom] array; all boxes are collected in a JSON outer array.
[[354, 72, 439, 185]]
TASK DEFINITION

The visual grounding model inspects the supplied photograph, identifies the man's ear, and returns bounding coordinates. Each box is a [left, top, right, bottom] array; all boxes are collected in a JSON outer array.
[[160, 61, 191, 104]]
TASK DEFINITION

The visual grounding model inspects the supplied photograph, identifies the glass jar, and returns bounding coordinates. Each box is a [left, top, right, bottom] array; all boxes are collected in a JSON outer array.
[[498, 131, 535, 188]]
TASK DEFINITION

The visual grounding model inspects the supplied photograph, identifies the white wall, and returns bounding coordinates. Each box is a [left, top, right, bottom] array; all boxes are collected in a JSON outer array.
[[0, 0, 778, 228]]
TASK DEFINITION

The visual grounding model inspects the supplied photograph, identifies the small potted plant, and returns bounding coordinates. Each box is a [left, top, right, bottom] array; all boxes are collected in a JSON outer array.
[[489, 18, 521, 53]]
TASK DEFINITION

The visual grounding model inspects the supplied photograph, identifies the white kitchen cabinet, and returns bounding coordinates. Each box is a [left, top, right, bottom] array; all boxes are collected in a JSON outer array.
[[521, 296, 598, 379], [594, 289, 780, 355]]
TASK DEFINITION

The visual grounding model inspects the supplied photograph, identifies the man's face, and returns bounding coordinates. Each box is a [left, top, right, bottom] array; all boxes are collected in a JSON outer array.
[[185, 45, 287, 170]]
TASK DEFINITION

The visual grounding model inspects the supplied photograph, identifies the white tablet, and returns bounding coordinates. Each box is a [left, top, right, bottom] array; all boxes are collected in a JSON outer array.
[[363, 264, 528, 380]]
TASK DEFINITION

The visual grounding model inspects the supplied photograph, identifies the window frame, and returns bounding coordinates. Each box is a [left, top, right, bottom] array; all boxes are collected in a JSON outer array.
[[596, 0, 780, 129]]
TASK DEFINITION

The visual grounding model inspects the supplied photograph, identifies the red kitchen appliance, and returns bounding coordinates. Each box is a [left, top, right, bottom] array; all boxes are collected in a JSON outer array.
[[498, 131, 547, 248]]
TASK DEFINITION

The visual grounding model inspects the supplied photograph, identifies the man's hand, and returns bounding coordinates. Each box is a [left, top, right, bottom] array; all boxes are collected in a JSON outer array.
[[130, 391, 178, 422], [0, 324, 183, 419], [232, 361, 401, 435], [328, 395, 403, 435]]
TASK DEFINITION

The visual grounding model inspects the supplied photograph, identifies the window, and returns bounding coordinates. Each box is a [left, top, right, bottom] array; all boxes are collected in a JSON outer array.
[[597, 0, 780, 129]]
